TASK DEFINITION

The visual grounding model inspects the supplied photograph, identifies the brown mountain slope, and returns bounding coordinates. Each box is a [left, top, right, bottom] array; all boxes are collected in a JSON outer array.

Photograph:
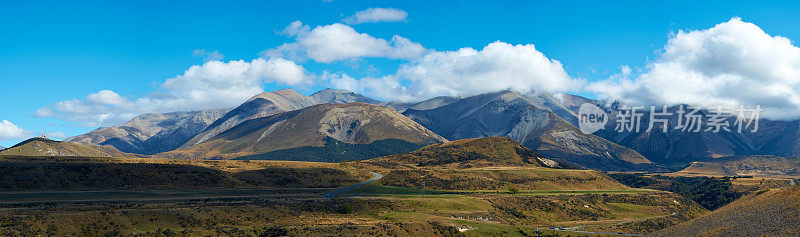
[[66, 109, 230, 154], [183, 89, 317, 147], [649, 186, 800, 236], [0, 137, 132, 157], [162, 103, 447, 159], [364, 137, 563, 169]]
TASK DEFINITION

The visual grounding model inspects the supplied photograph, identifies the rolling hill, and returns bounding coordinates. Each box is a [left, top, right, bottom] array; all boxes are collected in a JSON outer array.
[[649, 186, 800, 236], [674, 162, 737, 176], [352, 137, 633, 192], [697, 155, 800, 177], [363, 137, 563, 169], [402, 90, 656, 171], [162, 102, 447, 160], [0, 137, 131, 157]]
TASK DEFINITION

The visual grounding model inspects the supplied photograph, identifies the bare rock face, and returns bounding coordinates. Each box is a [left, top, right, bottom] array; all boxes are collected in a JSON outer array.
[[184, 89, 317, 147], [163, 103, 447, 159]]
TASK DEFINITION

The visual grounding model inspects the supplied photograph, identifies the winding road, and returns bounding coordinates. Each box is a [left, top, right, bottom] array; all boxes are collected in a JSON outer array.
[[323, 171, 383, 199]]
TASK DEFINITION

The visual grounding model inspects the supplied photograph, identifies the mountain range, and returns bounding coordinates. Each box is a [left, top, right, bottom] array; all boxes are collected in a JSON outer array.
[[4, 87, 787, 172], [401, 90, 654, 171], [160, 102, 446, 160]]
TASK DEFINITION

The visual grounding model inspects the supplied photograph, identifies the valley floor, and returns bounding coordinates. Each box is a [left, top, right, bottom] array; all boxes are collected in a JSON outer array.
[[0, 156, 708, 236], [0, 186, 702, 236]]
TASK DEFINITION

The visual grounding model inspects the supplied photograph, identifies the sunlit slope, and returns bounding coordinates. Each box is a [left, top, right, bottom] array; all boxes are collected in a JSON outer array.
[[164, 103, 447, 159]]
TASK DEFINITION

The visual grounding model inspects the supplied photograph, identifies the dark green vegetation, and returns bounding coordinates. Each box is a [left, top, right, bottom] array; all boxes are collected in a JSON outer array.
[[665, 176, 743, 211], [610, 174, 744, 210], [234, 137, 423, 162]]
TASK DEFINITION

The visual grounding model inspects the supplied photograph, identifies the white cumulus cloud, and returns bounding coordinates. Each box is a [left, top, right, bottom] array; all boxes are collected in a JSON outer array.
[[344, 8, 408, 24], [588, 18, 800, 120], [0, 120, 25, 141], [327, 41, 583, 102], [37, 58, 311, 126], [263, 21, 426, 63]]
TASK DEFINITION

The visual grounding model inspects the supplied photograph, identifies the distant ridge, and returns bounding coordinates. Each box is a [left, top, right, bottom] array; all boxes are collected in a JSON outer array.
[[66, 109, 230, 154], [67, 88, 384, 155], [0, 137, 131, 157]]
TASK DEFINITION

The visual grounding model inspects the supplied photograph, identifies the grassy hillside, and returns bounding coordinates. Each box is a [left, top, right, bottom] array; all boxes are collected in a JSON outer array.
[[650, 186, 800, 236], [0, 158, 368, 191], [362, 137, 564, 169], [347, 137, 633, 193], [234, 137, 423, 162], [674, 162, 736, 176], [378, 168, 631, 191], [705, 155, 800, 176], [0, 137, 133, 157], [0, 183, 706, 236]]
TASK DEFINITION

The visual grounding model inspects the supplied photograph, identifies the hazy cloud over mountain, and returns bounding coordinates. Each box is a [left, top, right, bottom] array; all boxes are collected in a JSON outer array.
[[589, 18, 800, 120], [329, 41, 582, 102]]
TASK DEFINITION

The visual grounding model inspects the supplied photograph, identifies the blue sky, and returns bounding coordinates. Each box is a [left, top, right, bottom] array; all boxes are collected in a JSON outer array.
[[2, 0, 800, 147]]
